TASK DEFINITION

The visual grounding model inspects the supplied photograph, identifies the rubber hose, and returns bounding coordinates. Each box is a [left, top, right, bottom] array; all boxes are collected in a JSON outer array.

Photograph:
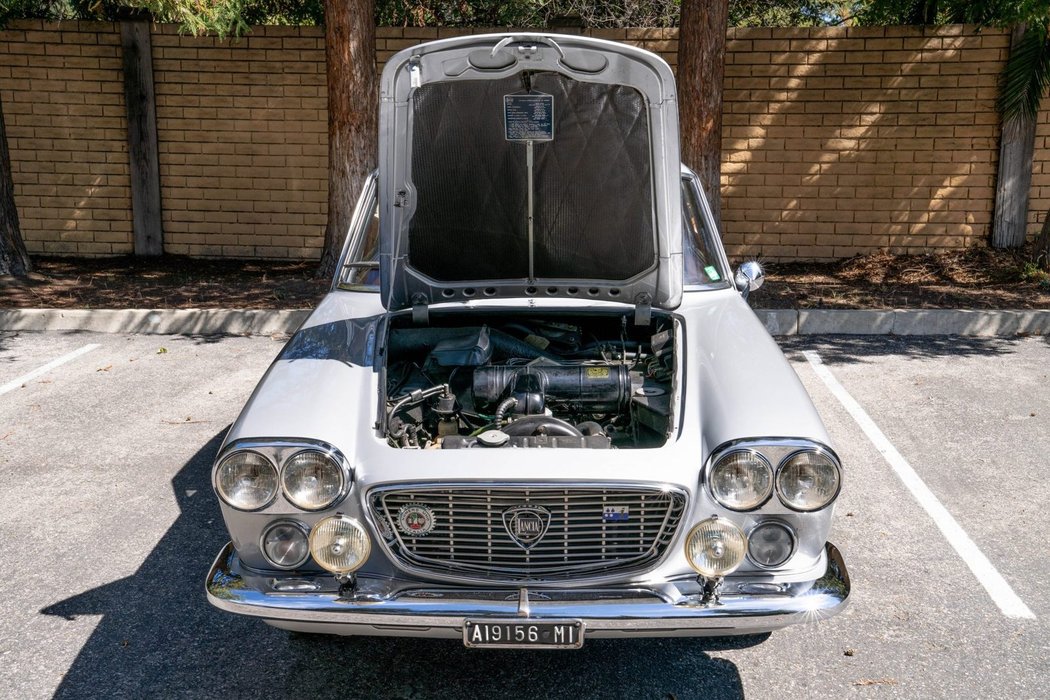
[[502, 415, 583, 437]]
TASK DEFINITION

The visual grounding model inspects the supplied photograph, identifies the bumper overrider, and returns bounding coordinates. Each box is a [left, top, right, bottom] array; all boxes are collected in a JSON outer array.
[[205, 541, 850, 639]]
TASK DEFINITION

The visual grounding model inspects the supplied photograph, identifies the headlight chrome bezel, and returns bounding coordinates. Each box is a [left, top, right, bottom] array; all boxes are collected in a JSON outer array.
[[213, 449, 280, 512], [259, 519, 312, 570], [775, 448, 842, 513], [706, 448, 775, 512], [704, 439, 842, 514], [213, 439, 354, 513], [281, 448, 352, 512]]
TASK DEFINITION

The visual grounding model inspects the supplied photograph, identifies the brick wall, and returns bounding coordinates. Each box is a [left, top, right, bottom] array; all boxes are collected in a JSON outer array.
[[151, 25, 328, 258], [1030, 107, 1050, 237], [0, 21, 132, 255], [1, 21, 1047, 260]]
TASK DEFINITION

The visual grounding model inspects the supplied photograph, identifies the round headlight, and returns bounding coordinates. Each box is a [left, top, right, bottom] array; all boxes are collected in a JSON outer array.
[[309, 515, 371, 575], [282, 450, 347, 511], [261, 521, 310, 569], [747, 521, 795, 569], [215, 450, 278, 511], [684, 516, 748, 578], [709, 450, 773, 511], [776, 450, 841, 512]]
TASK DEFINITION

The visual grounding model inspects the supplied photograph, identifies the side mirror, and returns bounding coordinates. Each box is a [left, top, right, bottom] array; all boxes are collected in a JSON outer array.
[[734, 261, 765, 299]]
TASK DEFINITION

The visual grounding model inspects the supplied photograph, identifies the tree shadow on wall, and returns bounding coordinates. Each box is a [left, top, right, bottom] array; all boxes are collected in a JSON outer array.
[[41, 430, 760, 700]]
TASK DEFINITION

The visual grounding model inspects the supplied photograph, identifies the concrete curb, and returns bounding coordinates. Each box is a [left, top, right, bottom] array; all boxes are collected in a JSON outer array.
[[753, 309, 1050, 336], [1, 308, 1048, 337], [0, 309, 311, 335]]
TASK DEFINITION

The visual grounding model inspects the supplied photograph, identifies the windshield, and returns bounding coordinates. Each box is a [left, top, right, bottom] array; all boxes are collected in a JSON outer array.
[[682, 177, 728, 288], [341, 175, 728, 292]]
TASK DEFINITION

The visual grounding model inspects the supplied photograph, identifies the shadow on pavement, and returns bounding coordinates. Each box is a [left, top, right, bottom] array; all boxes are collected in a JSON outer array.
[[41, 430, 756, 700], [778, 335, 1020, 365]]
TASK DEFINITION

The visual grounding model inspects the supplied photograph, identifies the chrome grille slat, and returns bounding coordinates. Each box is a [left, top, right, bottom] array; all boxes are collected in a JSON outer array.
[[370, 485, 687, 582]]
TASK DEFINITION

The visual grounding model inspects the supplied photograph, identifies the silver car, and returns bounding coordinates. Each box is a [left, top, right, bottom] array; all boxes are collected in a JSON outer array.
[[206, 33, 849, 648]]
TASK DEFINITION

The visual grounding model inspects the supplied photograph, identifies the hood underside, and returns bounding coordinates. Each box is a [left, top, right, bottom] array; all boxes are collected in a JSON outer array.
[[378, 34, 683, 312]]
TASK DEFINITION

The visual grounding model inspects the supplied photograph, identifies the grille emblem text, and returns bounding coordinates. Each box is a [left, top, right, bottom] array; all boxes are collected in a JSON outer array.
[[502, 505, 551, 550]]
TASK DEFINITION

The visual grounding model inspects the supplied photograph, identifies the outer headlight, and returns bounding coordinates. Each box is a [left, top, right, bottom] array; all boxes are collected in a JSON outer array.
[[776, 450, 841, 512], [309, 515, 371, 575], [282, 450, 348, 511], [215, 450, 278, 511], [708, 450, 774, 511], [261, 520, 310, 569], [684, 516, 748, 578]]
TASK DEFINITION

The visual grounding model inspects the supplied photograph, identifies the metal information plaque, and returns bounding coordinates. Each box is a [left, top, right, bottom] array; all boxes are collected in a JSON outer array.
[[504, 93, 554, 142]]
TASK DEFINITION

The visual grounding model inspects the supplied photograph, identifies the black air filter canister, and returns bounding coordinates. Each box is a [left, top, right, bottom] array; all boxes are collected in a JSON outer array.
[[472, 365, 631, 413]]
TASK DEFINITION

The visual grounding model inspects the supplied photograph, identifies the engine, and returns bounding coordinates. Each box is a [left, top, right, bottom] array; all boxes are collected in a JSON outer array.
[[382, 314, 676, 449]]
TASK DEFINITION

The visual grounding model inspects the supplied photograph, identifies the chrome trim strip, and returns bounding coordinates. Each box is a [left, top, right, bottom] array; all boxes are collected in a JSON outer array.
[[205, 541, 850, 635]]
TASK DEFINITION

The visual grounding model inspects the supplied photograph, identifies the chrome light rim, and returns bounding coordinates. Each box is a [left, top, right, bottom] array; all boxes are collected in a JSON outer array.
[[213, 449, 280, 512], [259, 519, 311, 570], [745, 520, 797, 570], [280, 448, 351, 512], [775, 448, 842, 512], [706, 448, 775, 512]]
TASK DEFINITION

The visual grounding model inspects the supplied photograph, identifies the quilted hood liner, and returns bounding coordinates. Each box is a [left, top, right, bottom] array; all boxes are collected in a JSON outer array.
[[408, 74, 654, 282]]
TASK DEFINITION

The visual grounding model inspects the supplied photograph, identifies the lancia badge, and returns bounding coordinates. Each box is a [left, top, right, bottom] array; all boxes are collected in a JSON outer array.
[[397, 503, 436, 536], [503, 505, 551, 550]]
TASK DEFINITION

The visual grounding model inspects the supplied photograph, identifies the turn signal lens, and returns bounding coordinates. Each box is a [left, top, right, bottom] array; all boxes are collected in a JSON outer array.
[[747, 522, 795, 568], [684, 517, 747, 578], [215, 451, 278, 511], [709, 450, 773, 511], [308, 515, 371, 574], [261, 521, 310, 569], [777, 450, 841, 512], [282, 450, 347, 511]]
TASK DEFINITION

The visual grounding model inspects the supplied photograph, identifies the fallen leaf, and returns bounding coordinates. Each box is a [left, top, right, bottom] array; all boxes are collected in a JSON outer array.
[[96, 365, 112, 372], [844, 648, 855, 657], [855, 679, 897, 686], [157, 347, 167, 354]]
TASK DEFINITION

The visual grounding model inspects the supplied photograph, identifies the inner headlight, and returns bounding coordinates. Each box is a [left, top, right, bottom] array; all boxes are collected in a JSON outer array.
[[747, 521, 795, 568], [709, 450, 773, 511], [215, 450, 278, 511], [309, 515, 371, 575], [282, 450, 347, 511], [776, 450, 841, 511], [684, 516, 747, 578], [261, 520, 310, 569]]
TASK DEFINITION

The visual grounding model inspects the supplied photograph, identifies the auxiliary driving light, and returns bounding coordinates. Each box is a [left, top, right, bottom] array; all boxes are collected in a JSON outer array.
[[308, 515, 371, 575], [684, 516, 747, 578], [261, 520, 310, 569], [747, 521, 795, 569]]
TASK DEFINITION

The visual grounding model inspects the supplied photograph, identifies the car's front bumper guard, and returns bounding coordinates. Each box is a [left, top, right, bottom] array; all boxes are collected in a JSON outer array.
[[206, 542, 849, 637]]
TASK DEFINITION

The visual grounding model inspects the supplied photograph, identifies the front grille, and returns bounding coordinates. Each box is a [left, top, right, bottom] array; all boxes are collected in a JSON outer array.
[[369, 485, 687, 582]]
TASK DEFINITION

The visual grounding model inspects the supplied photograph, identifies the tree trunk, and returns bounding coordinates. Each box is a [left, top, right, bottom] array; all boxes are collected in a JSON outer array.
[[992, 24, 1037, 250], [678, 0, 729, 228], [318, 0, 378, 280], [1035, 209, 1050, 270], [0, 92, 31, 277]]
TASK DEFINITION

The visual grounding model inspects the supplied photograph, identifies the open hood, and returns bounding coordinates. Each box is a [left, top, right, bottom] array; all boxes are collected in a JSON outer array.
[[378, 33, 682, 315]]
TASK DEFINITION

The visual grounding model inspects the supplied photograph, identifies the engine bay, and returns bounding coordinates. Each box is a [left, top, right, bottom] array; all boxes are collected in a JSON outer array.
[[382, 312, 677, 449]]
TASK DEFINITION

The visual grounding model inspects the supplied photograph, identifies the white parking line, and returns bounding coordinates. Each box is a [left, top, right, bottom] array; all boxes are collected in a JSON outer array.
[[803, 350, 1036, 620], [0, 343, 101, 397]]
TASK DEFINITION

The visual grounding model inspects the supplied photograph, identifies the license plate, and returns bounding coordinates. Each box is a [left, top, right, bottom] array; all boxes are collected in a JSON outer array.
[[463, 619, 584, 649]]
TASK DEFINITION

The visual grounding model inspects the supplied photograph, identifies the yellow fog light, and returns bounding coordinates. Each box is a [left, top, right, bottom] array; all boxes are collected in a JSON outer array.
[[308, 515, 371, 575], [684, 516, 747, 578]]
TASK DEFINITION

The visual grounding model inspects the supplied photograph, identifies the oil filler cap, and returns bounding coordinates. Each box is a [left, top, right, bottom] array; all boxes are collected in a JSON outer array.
[[477, 430, 511, 448]]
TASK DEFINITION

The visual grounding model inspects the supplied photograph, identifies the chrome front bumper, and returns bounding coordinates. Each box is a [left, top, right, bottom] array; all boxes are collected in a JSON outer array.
[[205, 542, 850, 639]]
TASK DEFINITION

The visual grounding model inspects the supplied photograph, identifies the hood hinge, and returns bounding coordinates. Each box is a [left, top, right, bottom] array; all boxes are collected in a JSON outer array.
[[411, 294, 430, 325], [633, 293, 652, 326]]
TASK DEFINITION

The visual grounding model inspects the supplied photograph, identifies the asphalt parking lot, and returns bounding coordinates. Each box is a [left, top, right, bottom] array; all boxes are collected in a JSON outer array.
[[1, 330, 1048, 699]]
